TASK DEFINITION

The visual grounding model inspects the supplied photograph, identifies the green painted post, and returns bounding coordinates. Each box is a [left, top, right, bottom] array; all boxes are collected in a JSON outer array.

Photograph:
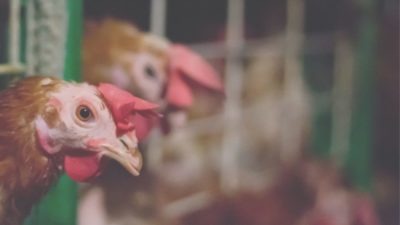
[[24, 0, 82, 224], [304, 1, 377, 191], [303, 54, 334, 158], [64, 0, 82, 82], [345, 0, 377, 191], [24, 176, 78, 225]]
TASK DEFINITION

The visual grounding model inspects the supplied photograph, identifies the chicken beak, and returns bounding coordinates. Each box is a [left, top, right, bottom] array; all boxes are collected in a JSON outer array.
[[99, 133, 143, 176]]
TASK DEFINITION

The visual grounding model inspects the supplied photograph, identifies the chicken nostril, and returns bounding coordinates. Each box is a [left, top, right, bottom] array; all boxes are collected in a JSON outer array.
[[120, 139, 129, 150]]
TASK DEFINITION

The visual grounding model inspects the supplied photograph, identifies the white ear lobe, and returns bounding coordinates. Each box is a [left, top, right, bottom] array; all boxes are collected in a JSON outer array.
[[35, 116, 62, 154]]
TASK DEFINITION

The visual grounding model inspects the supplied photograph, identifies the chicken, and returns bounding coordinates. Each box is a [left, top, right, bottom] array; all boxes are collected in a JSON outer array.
[[78, 18, 224, 225], [0, 76, 158, 225], [83, 18, 224, 133], [176, 159, 381, 225]]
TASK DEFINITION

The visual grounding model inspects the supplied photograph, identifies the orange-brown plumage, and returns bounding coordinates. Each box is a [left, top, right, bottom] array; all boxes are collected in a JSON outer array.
[[0, 76, 159, 224], [0, 76, 62, 224]]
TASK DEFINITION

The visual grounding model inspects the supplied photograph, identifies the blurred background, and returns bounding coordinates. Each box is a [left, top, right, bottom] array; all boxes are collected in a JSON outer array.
[[0, 0, 398, 225]]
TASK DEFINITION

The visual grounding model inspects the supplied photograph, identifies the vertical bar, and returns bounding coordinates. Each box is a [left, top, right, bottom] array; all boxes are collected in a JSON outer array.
[[147, 8, 169, 190], [150, 0, 167, 35], [220, 0, 244, 194], [25, 0, 67, 77], [146, 0, 167, 172], [64, 0, 83, 81], [25, 0, 34, 74], [9, 0, 21, 65], [346, 0, 377, 191], [24, 176, 79, 225], [280, 0, 305, 163], [330, 33, 354, 165]]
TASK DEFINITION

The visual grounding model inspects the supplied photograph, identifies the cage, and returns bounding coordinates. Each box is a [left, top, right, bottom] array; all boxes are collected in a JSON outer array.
[[0, 0, 397, 225]]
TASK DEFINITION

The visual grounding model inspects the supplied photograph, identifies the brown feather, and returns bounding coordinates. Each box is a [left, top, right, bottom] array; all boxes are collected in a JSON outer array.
[[82, 18, 168, 95], [0, 76, 64, 225]]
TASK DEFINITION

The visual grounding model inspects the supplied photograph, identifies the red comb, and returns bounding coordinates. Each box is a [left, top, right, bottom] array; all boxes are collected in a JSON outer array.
[[166, 44, 224, 108], [97, 83, 159, 139]]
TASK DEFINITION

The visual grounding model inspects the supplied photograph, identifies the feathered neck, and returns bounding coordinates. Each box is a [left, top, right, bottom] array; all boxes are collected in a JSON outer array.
[[0, 76, 65, 224]]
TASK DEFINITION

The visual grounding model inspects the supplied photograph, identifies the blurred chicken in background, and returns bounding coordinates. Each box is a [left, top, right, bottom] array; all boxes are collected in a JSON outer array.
[[79, 18, 224, 225], [238, 36, 311, 188], [296, 160, 381, 225], [153, 35, 380, 225], [176, 159, 380, 225], [150, 35, 312, 224], [77, 0, 386, 224], [83, 18, 224, 134]]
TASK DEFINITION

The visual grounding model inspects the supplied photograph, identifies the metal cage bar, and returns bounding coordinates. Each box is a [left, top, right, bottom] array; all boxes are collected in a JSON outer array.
[[330, 33, 355, 165], [150, 0, 167, 35], [9, 0, 20, 65], [280, 0, 306, 163], [146, 0, 168, 172], [220, 0, 245, 194], [0, 0, 24, 75]]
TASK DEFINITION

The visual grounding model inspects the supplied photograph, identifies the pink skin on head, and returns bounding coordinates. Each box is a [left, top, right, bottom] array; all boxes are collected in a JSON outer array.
[[86, 139, 105, 149], [48, 97, 62, 111], [36, 125, 58, 155], [35, 98, 63, 155], [36, 119, 104, 182]]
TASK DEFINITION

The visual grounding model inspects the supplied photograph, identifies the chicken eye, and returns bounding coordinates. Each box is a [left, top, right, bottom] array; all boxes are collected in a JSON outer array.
[[144, 64, 157, 79], [76, 105, 93, 121]]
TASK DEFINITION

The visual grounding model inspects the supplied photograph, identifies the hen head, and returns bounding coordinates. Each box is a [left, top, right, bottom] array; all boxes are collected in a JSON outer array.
[[33, 77, 158, 182], [83, 18, 224, 133]]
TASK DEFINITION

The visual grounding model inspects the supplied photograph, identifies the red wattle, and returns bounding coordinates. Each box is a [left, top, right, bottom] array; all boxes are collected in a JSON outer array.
[[64, 153, 101, 182]]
